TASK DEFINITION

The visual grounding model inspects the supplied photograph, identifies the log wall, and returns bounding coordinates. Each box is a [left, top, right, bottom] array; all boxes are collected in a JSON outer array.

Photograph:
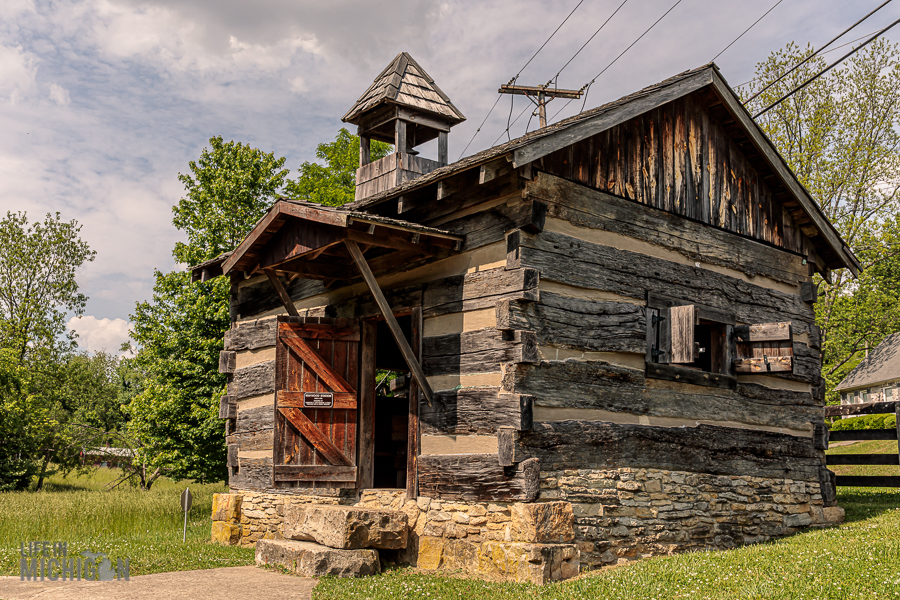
[[222, 141, 825, 512], [536, 90, 820, 262]]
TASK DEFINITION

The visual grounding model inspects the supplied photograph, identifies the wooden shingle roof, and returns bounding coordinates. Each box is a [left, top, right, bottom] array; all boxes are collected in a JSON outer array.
[[835, 332, 900, 392], [345, 63, 860, 275], [343, 52, 466, 125]]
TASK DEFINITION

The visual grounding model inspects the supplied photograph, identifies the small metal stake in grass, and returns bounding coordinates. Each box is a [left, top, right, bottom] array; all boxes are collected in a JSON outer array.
[[180, 487, 192, 543]]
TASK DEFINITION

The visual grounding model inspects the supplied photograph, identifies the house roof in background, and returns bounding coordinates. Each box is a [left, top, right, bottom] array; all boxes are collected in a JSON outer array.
[[835, 332, 900, 391]]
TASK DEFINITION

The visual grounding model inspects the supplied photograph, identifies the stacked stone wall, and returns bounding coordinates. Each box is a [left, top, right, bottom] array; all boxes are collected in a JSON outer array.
[[538, 467, 843, 568], [212, 467, 844, 582]]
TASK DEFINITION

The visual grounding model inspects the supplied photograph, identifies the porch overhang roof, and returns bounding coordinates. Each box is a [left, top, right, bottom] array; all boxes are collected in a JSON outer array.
[[189, 199, 464, 284]]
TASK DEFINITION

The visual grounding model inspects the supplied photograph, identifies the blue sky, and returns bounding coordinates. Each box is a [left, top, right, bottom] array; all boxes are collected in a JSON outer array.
[[1, 0, 897, 353]]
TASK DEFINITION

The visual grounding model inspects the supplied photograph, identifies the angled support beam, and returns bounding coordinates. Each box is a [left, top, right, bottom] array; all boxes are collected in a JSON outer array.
[[344, 240, 434, 405], [264, 268, 300, 317]]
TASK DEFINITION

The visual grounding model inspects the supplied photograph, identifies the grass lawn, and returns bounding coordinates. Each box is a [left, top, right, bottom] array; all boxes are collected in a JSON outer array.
[[0, 469, 254, 577]]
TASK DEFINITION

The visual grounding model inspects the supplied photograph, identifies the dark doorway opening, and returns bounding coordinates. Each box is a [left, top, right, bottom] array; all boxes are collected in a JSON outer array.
[[370, 317, 412, 489]]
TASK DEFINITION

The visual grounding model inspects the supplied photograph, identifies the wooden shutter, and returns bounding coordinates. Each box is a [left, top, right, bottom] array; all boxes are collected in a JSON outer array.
[[669, 305, 698, 364], [733, 322, 793, 373], [273, 316, 360, 487]]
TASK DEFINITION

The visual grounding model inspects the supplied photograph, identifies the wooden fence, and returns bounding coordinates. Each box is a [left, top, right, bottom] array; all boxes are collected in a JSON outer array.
[[824, 400, 900, 487]]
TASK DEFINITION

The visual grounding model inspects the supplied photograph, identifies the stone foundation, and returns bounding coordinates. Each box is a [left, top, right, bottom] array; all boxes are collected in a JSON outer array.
[[211, 467, 844, 582], [538, 467, 843, 568]]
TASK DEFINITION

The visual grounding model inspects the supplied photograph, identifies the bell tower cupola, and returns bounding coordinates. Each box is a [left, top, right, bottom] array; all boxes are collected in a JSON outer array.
[[343, 52, 466, 201]]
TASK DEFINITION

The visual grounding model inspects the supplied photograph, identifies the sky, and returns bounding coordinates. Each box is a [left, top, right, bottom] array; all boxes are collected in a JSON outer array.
[[1, 0, 898, 355]]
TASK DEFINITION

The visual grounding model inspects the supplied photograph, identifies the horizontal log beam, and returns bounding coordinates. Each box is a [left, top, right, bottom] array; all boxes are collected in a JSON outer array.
[[828, 428, 897, 442], [835, 475, 900, 487], [273, 465, 358, 482], [417, 454, 540, 502], [504, 360, 820, 432], [824, 401, 898, 417], [826, 454, 899, 466], [518, 421, 821, 481], [420, 388, 533, 435], [229, 360, 275, 400]]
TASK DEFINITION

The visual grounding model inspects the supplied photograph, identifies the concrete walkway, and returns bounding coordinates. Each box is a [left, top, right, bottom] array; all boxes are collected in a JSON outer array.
[[0, 566, 316, 600]]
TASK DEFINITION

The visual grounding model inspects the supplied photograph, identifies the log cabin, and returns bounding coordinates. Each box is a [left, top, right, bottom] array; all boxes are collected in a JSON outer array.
[[197, 52, 855, 582]]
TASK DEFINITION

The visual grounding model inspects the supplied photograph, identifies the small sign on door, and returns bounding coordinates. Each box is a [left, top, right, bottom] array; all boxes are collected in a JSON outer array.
[[303, 392, 334, 408]]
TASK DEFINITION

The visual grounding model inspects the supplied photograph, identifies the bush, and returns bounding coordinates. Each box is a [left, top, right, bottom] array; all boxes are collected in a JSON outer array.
[[829, 413, 896, 431]]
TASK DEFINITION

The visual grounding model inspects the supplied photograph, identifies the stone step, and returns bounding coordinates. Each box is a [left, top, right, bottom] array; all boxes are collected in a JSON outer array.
[[283, 504, 408, 550], [417, 537, 579, 584], [255, 539, 380, 578]]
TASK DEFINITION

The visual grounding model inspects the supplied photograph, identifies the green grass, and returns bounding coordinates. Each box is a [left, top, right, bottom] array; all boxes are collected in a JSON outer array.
[[0, 469, 255, 576], [826, 440, 900, 478], [313, 488, 900, 600]]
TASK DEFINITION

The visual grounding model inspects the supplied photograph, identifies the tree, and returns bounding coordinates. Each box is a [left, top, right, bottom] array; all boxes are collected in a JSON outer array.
[[0, 212, 95, 362], [0, 348, 40, 490], [127, 137, 289, 484], [741, 39, 900, 401], [285, 128, 391, 206], [0, 212, 95, 490]]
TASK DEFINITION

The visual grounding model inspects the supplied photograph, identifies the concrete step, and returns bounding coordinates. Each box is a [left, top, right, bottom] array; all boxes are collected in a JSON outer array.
[[283, 504, 408, 550], [255, 539, 380, 578]]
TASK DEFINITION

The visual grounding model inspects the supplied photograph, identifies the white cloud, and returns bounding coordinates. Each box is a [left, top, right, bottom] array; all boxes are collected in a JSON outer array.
[[48, 82, 70, 105], [68, 315, 133, 355], [289, 76, 307, 94], [0, 44, 37, 102]]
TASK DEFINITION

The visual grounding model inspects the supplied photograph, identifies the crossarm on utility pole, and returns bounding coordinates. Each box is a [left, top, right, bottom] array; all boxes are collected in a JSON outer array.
[[344, 240, 434, 405]]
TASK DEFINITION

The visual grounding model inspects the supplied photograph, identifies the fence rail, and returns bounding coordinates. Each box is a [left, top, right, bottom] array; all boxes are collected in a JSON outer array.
[[824, 400, 900, 488]]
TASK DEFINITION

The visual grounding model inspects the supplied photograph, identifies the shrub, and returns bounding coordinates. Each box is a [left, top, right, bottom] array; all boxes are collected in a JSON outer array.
[[829, 413, 896, 431]]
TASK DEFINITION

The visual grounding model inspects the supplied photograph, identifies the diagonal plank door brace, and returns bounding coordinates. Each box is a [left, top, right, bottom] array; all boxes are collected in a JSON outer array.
[[344, 240, 434, 405]]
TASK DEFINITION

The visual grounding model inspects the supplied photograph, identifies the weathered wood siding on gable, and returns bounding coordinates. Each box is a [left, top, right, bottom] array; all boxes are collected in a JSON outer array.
[[538, 91, 808, 257]]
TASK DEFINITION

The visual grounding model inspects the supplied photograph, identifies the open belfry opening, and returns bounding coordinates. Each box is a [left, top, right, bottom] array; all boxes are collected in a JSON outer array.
[[202, 51, 856, 583]]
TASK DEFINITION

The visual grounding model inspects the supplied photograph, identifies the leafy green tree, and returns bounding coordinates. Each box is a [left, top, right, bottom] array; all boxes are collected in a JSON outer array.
[[173, 136, 289, 265], [0, 212, 95, 361], [741, 39, 900, 400], [285, 128, 391, 206], [0, 348, 40, 490], [127, 137, 289, 484], [0, 212, 95, 490]]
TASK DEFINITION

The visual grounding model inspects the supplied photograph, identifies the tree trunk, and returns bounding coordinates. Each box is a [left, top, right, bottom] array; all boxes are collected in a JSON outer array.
[[143, 467, 162, 491], [34, 448, 54, 492]]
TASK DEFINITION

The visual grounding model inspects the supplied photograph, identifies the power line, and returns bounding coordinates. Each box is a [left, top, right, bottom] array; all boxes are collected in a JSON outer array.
[[491, 104, 531, 146], [457, 0, 586, 160], [744, 0, 895, 104], [544, 0, 630, 87], [515, 0, 586, 85], [710, 0, 785, 63], [457, 95, 502, 160], [754, 14, 900, 118], [735, 29, 880, 88], [550, 0, 688, 122]]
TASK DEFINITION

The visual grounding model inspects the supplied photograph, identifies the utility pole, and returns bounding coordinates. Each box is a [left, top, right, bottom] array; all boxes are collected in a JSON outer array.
[[498, 84, 582, 128]]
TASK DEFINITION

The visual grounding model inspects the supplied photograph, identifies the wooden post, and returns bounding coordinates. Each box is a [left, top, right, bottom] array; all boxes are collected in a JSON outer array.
[[538, 91, 546, 128], [895, 403, 899, 459], [344, 240, 434, 405], [437, 131, 448, 166], [358, 320, 377, 489], [395, 120, 407, 154], [264, 269, 300, 317], [359, 134, 371, 166], [406, 306, 422, 499]]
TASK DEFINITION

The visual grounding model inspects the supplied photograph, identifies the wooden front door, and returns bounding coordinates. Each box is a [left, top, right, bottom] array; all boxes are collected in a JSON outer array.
[[273, 316, 360, 488]]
